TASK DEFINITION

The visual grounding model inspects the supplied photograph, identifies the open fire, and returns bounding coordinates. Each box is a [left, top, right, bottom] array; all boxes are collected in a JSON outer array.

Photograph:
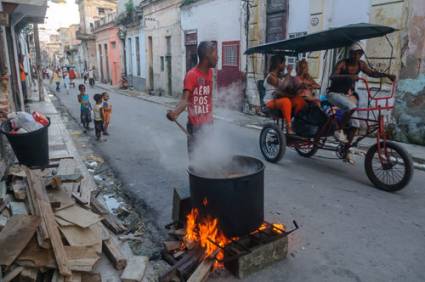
[[184, 201, 286, 270]]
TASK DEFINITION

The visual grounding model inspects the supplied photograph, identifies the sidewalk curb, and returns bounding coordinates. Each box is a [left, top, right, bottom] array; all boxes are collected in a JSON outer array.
[[96, 83, 425, 172]]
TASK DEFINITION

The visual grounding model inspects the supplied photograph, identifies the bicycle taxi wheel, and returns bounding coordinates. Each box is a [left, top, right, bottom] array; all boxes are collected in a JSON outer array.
[[259, 123, 286, 163], [364, 141, 414, 192]]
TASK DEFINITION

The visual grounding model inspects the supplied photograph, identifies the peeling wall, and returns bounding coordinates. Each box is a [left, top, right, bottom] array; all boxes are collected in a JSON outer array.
[[393, 0, 425, 145]]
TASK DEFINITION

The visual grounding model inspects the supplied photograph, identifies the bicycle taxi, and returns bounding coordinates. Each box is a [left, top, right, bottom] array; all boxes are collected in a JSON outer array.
[[244, 23, 414, 192]]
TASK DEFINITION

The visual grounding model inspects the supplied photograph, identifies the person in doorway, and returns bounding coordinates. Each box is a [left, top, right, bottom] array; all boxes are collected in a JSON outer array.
[[77, 84, 92, 132], [88, 67, 95, 87], [166, 41, 218, 158], [263, 55, 306, 135], [295, 59, 321, 107], [18, 55, 28, 103], [93, 93, 104, 141], [101, 92, 112, 135], [328, 41, 396, 163]]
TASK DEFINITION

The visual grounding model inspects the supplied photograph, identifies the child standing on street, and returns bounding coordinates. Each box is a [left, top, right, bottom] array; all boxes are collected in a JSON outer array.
[[101, 92, 112, 135], [77, 84, 92, 132], [93, 94, 104, 141]]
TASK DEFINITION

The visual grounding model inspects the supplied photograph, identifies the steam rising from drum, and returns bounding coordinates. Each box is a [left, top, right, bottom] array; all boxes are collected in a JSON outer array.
[[189, 83, 257, 178]]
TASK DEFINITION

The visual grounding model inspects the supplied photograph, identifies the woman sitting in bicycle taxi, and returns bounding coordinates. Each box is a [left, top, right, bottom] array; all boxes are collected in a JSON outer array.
[[327, 42, 396, 144], [263, 55, 317, 135]]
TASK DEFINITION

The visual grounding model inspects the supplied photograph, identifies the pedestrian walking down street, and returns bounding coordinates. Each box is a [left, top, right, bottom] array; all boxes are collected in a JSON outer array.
[[69, 68, 76, 88], [63, 69, 70, 94], [51, 69, 61, 92], [88, 67, 95, 87], [83, 70, 88, 84], [101, 92, 112, 135], [77, 84, 92, 132], [167, 41, 218, 160], [93, 94, 104, 141]]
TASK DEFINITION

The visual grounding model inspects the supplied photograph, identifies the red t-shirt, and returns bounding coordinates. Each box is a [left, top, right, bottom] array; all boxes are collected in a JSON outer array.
[[184, 67, 213, 125]]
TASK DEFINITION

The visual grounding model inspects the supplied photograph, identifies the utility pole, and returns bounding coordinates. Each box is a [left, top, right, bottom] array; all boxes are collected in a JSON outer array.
[[33, 23, 44, 101]]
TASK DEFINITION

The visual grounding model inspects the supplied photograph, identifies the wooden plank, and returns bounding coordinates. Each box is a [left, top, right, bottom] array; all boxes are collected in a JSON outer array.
[[10, 201, 28, 215], [3, 266, 24, 282], [0, 215, 41, 266], [16, 237, 56, 268], [0, 214, 8, 231], [90, 196, 126, 234], [121, 256, 148, 282], [187, 258, 215, 282], [164, 241, 181, 252], [56, 205, 102, 228], [12, 179, 27, 200], [56, 216, 74, 227], [0, 180, 6, 201], [56, 159, 80, 195], [25, 168, 72, 277], [102, 238, 127, 270], [19, 267, 39, 282], [59, 224, 102, 247], [25, 170, 50, 246], [72, 192, 88, 206], [47, 188, 75, 211], [81, 272, 101, 282], [65, 245, 100, 272]]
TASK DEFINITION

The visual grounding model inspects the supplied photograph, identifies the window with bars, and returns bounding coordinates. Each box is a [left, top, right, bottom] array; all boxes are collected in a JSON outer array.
[[222, 41, 239, 67]]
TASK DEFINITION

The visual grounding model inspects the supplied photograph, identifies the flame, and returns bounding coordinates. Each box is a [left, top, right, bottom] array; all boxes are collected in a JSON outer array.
[[184, 207, 229, 269], [184, 203, 285, 270]]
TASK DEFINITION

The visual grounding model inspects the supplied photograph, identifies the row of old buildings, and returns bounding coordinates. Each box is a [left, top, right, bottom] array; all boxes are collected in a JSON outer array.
[[27, 0, 425, 144]]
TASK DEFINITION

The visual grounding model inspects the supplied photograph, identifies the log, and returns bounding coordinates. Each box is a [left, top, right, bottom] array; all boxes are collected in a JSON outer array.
[[186, 250, 219, 282], [102, 238, 127, 271], [25, 168, 72, 277], [159, 247, 203, 282], [0, 215, 41, 266], [120, 256, 148, 282], [168, 228, 185, 237]]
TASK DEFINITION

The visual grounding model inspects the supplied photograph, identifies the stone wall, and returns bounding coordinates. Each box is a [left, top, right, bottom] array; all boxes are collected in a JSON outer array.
[[393, 0, 425, 145]]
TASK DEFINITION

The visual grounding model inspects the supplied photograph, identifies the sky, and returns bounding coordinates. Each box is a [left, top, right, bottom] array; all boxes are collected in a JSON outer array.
[[39, 0, 80, 42]]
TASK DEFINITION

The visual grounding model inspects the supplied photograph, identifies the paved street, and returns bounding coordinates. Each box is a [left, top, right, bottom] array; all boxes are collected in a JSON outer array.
[[48, 81, 425, 282]]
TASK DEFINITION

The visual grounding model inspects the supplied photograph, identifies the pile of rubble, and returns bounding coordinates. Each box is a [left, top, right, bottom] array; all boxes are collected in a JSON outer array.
[[0, 161, 150, 282]]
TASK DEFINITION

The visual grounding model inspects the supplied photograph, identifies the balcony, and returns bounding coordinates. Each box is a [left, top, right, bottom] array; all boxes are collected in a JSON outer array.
[[76, 29, 95, 41]]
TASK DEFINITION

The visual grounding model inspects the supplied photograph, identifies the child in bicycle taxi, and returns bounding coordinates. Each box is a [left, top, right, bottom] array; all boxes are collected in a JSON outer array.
[[263, 55, 306, 135], [328, 41, 396, 162], [294, 59, 321, 107]]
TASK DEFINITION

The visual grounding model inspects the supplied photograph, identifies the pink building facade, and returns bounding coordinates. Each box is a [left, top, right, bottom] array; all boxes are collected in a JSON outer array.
[[94, 16, 123, 86]]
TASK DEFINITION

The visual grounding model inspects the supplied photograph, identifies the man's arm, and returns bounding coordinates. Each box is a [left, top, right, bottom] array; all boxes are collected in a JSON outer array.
[[167, 90, 190, 121], [360, 61, 396, 81]]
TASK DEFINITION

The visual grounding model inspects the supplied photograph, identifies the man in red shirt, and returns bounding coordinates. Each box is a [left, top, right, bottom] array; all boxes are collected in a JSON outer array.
[[167, 41, 218, 157]]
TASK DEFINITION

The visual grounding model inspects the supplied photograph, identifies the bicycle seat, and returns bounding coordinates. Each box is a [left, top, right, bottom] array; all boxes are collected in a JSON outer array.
[[261, 106, 282, 119]]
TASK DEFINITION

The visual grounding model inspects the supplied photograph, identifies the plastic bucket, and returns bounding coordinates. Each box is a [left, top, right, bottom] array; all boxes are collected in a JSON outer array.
[[0, 118, 50, 168]]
